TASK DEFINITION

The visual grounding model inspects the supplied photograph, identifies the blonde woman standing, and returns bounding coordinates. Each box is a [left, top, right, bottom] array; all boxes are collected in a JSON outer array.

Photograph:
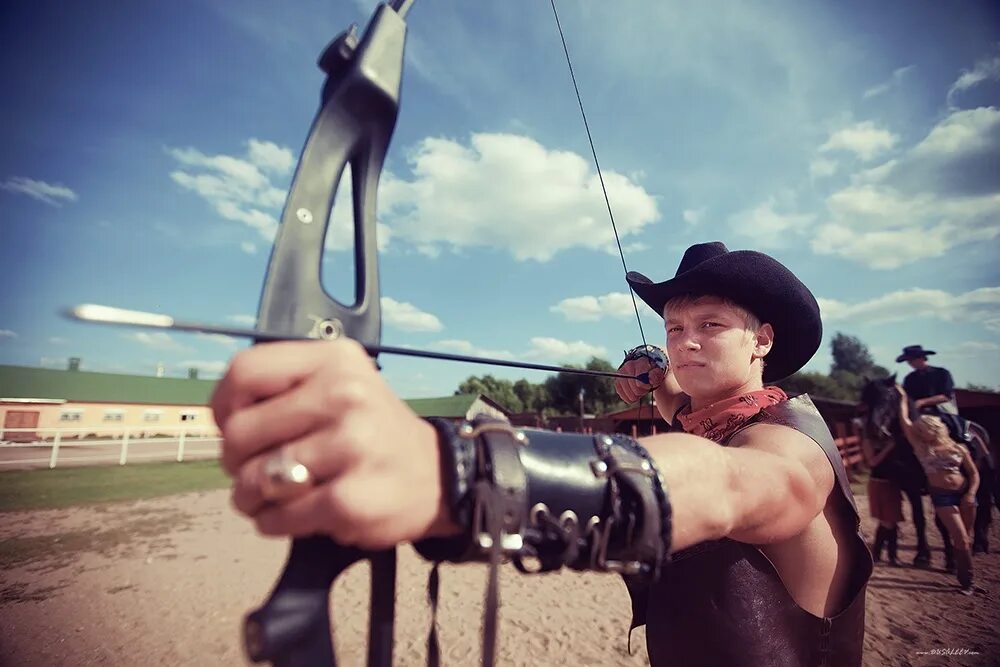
[[897, 386, 979, 594]]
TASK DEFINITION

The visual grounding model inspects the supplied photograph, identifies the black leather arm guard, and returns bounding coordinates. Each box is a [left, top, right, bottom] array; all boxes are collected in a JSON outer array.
[[415, 417, 672, 581]]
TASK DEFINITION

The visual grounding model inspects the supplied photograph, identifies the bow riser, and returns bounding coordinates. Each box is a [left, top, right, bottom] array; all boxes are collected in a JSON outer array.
[[256, 4, 407, 346], [247, 5, 409, 667]]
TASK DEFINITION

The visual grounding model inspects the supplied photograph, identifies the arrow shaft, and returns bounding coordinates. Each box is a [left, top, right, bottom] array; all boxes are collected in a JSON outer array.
[[66, 304, 643, 381]]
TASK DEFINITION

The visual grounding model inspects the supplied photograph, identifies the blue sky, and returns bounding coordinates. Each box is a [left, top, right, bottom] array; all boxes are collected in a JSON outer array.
[[1, 0, 998, 399]]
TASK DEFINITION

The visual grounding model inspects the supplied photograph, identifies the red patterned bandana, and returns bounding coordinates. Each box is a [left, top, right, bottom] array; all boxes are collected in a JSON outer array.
[[677, 387, 789, 443]]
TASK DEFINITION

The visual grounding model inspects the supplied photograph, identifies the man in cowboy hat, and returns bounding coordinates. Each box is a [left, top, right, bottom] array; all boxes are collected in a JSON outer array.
[[897, 344, 960, 420], [615, 241, 872, 664], [211, 241, 872, 666], [897, 343, 975, 450], [897, 345, 996, 557]]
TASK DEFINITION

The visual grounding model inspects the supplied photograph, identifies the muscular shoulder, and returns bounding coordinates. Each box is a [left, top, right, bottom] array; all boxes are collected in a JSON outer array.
[[729, 422, 835, 497]]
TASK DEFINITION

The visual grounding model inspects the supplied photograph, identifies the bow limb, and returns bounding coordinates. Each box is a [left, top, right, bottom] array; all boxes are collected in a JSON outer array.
[[244, 3, 412, 666]]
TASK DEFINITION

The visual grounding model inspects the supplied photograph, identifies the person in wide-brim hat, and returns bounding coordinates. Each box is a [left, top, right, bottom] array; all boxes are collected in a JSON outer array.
[[625, 241, 822, 383], [896, 345, 936, 363]]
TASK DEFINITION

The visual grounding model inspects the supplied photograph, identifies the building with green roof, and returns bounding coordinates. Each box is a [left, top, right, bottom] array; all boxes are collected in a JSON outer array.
[[0, 365, 510, 441]]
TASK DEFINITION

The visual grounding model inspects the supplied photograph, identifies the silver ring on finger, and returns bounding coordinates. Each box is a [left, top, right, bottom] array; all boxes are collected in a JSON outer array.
[[259, 450, 314, 503]]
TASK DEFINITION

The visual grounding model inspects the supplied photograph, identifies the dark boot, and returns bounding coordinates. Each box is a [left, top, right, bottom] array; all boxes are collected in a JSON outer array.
[[887, 527, 900, 567], [956, 550, 974, 594], [871, 526, 887, 563], [913, 527, 932, 567]]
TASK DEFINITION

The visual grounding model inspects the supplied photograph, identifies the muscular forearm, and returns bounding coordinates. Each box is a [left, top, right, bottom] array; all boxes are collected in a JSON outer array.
[[898, 396, 917, 442], [652, 373, 687, 424], [916, 394, 950, 409], [641, 433, 822, 551]]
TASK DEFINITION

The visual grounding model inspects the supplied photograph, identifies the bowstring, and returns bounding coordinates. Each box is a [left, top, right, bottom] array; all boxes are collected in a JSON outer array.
[[549, 0, 655, 437]]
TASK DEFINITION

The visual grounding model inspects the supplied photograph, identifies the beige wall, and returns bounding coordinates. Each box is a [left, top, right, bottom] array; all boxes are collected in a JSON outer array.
[[1, 401, 218, 440], [465, 398, 509, 422]]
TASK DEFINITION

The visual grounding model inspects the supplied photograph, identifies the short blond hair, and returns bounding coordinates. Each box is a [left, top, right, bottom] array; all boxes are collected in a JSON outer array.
[[663, 294, 763, 331]]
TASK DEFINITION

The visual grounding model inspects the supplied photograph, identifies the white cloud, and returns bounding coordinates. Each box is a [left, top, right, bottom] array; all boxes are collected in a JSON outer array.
[[809, 158, 838, 179], [819, 121, 898, 161], [825, 184, 912, 225], [168, 141, 284, 243], [246, 139, 295, 174], [431, 336, 606, 365], [811, 108, 1000, 268], [949, 341, 1000, 358], [381, 297, 443, 332], [228, 314, 256, 326], [728, 196, 815, 247], [379, 133, 659, 262], [0, 329, 17, 339], [1, 177, 78, 206], [48, 336, 67, 345], [322, 165, 393, 253], [172, 133, 653, 261], [550, 292, 637, 322], [863, 65, 914, 99], [196, 333, 240, 348], [818, 286, 1000, 330], [908, 106, 999, 160], [123, 332, 190, 351], [617, 241, 649, 255], [170, 138, 371, 253], [524, 337, 606, 363], [947, 53, 1000, 108], [682, 208, 706, 225], [169, 145, 273, 193], [812, 204, 999, 269], [432, 339, 514, 359]]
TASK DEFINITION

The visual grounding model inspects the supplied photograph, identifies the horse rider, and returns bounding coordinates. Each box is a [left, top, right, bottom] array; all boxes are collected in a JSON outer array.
[[897, 344, 996, 555], [896, 345, 965, 444]]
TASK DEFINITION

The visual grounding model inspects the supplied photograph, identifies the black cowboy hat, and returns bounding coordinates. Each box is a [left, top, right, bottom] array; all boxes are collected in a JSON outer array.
[[625, 241, 822, 383], [895, 344, 936, 363]]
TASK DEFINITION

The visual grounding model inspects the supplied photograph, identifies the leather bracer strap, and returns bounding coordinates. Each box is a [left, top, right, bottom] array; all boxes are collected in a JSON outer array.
[[414, 417, 672, 667], [415, 417, 673, 578]]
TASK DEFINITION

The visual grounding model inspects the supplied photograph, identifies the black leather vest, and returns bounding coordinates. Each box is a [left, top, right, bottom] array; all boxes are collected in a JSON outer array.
[[627, 395, 873, 666]]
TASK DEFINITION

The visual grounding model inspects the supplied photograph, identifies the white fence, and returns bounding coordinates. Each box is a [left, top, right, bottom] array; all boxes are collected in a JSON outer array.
[[0, 426, 222, 470]]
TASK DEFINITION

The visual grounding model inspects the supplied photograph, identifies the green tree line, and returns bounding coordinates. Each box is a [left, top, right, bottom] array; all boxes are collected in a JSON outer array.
[[455, 357, 629, 416], [776, 332, 890, 401], [454, 333, 993, 415]]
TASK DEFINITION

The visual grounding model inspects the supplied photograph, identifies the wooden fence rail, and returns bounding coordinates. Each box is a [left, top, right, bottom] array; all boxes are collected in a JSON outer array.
[[834, 421, 865, 480]]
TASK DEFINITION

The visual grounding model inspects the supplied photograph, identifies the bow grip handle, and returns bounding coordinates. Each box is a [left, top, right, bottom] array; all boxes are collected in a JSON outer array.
[[244, 538, 397, 666]]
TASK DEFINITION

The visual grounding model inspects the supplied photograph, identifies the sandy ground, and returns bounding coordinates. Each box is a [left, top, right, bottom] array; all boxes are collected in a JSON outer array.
[[0, 490, 997, 667]]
